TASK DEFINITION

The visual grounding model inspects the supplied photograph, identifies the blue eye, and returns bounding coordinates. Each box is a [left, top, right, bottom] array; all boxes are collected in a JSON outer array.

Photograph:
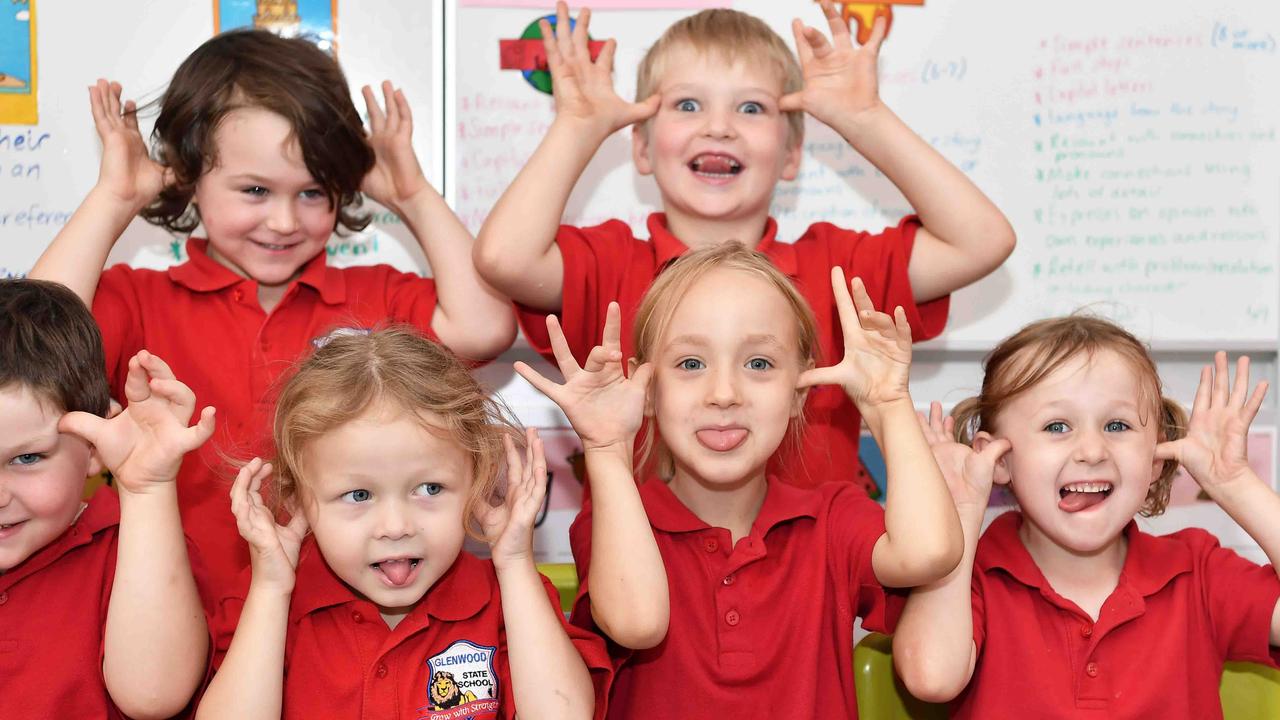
[[300, 188, 326, 201], [678, 358, 705, 371], [746, 357, 772, 371], [341, 489, 372, 503], [1044, 421, 1069, 434], [11, 453, 43, 466], [1104, 420, 1131, 432], [675, 99, 700, 112], [414, 483, 443, 497], [738, 101, 765, 114]]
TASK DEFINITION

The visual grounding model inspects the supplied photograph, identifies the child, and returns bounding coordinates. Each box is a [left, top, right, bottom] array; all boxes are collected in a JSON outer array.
[[30, 30, 516, 592], [197, 327, 611, 719], [515, 244, 964, 717], [476, 1, 1015, 493], [0, 279, 212, 719], [892, 316, 1280, 718]]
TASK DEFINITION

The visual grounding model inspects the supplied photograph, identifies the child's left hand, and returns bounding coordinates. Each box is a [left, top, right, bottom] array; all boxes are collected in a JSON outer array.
[[1156, 352, 1269, 492], [477, 429, 549, 572], [780, 0, 886, 126], [59, 350, 214, 495], [361, 81, 431, 215], [798, 268, 912, 412]]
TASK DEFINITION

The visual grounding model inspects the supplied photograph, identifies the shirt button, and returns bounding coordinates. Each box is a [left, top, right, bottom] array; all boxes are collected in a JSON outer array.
[[722, 574, 735, 586], [703, 538, 719, 553], [725, 609, 740, 626], [1080, 624, 1093, 638], [375, 663, 388, 678], [0, 591, 8, 605], [351, 611, 364, 623], [1086, 662, 1099, 677]]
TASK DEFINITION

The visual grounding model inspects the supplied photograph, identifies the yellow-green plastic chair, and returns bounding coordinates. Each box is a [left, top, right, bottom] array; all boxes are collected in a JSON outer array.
[[854, 632, 1280, 720], [536, 562, 579, 614]]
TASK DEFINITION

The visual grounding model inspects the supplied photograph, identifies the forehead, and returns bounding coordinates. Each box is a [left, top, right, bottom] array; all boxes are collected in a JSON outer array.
[[0, 384, 59, 436], [661, 268, 799, 347], [301, 403, 471, 486], [1002, 347, 1154, 414], [209, 107, 307, 173], [654, 42, 786, 93]]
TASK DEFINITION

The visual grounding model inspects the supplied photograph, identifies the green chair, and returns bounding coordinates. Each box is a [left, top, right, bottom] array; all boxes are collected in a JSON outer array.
[[854, 632, 1280, 720], [536, 562, 579, 614]]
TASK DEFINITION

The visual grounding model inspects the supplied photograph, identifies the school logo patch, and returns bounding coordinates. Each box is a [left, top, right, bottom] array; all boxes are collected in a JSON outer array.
[[418, 639, 500, 720], [310, 326, 371, 349]]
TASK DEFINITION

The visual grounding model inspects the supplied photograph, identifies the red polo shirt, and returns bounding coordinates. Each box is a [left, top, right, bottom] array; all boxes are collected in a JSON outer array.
[[0, 488, 122, 719], [92, 239, 440, 594], [568, 475, 902, 719], [956, 511, 1280, 720], [210, 543, 613, 719], [517, 214, 949, 493]]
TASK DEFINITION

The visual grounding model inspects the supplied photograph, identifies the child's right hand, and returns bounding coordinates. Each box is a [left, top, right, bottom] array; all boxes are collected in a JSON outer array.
[[476, 429, 549, 572], [918, 402, 1010, 514], [515, 302, 653, 456], [88, 79, 169, 209], [230, 458, 309, 591], [541, 2, 659, 139]]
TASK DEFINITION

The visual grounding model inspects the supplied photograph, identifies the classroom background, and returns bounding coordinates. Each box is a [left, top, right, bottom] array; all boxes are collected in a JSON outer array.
[[0, 0, 1276, 564]]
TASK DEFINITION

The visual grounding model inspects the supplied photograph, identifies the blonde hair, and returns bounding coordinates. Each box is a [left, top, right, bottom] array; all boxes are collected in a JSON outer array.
[[271, 326, 518, 539], [635, 9, 805, 145], [631, 242, 819, 479], [952, 314, 1188, 517]]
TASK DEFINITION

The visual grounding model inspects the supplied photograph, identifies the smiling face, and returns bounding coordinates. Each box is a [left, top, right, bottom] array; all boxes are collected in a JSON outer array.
[[194, 107, 336, 292], [634, 44, 801, 233], [299, 402, 472, 625], [649, 267, 809, 492], [0, 385, 96, 573], [984, 349, 1164, 558]]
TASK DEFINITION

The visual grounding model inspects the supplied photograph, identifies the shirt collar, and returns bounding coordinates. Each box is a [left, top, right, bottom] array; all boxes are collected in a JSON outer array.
[[977, 511, 1193, 597], [167, 238, 346, 304], [0, 487, 120, 589], [646, 213, 793, 277], [289, 540, 491, 626], [639, 474, 821, 536]]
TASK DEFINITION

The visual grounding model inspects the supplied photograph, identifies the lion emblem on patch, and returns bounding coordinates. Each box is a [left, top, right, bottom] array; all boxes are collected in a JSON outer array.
[[420, 639, 500, 719], [430, 671, 477, 709]]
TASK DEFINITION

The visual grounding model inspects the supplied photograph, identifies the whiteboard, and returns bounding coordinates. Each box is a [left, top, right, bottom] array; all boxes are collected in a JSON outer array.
[[0, 0, 445, 279], [448, 0, 1280, 347]]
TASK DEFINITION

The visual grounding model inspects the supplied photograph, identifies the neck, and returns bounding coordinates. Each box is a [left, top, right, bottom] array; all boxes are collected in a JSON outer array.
[[662, 206, 771, 251], [205, 244, 293, 312], [668, 465, 768, 543], [1019, 517, 1128, 594]]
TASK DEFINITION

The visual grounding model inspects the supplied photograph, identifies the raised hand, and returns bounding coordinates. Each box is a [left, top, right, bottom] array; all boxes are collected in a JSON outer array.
[[514, 302, 652, 454], [88, 79, 169, 208], [918, 402, 1010, 512], [59, 350, 214, 495], [541, 1, 660, 138], [360, 81, 431, 214], [779, 0, 886, 126], [477, 429, 549, 571], [1156, 352, 1268, 492], [230, 458, 308, 590], [798, 268, 912, 411]]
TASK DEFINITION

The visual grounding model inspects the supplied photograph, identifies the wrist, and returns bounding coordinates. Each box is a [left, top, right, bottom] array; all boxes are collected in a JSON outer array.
[[87, 182, 154, 217], [831, 100, 894, 147], [550, 114, 614, 147], [492, 550, 537, 577], [858, 394, 915, 428], [583, 441, 634, 467], [115, 478, 180, 502]]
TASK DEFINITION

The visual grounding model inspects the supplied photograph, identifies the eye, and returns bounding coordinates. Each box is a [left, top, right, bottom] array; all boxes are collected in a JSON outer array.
[[1104, 420, 1131, 432], [1043, 421, 1069, 434], [241, 186, 268, 197], [675, 98, 701, 112], [746, 357, 772, 371], [413, 483, 443, 497], [299, 188, 326, 201], [678, 358, 705, 371], [738, 101, 765, 114], [341, 488, 372, 503], [10, 453, 43, 467]]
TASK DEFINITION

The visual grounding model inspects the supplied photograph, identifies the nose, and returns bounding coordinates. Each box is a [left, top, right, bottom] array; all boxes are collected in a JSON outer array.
[[1072, 427, 1108, 465], [374, 498, 415, 541], [702, 106, 736, 140], [706, 366, 742, 408], [265, 198, 300, 235]]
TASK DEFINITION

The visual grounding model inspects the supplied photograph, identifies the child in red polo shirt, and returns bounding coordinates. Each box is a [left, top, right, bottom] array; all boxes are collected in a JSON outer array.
[[893, 316, 1280, 719], [475, 0, 1015, 492], [30, 30, 516, 594], [515, 243, 963, 717], [198, 327, 611, 719], [1, 279, 213, 719]]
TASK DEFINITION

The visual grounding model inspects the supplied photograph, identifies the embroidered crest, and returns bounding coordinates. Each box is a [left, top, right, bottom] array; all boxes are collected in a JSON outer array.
[[311, 326, 371, 349], [418, 639, 500, 720]]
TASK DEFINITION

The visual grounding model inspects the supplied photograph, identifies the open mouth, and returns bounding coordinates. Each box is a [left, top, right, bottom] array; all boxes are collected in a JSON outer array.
[[0, 520, 26, 537], [695, 427, 748, 452], [1058, 481, 1113, 513], [689, 153, 743, 178], [371, 558, 422, 587]]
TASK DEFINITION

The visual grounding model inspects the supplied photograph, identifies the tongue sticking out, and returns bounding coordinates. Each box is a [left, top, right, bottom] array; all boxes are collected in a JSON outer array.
[[1058, 490, 1108, 513], [693, 155, 738, 174], [696, 428, 748, 452], [378, 559, 415, 586]]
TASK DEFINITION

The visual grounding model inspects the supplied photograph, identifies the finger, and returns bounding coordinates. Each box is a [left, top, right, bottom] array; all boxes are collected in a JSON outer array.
[[105, 80, 122, 117], [582, 342, 618, 374], [627, 93, 662, 125], [381, 80, 399, 130], [916, 410, 931, 437], [821, 0, 851, 42], [598, 37, 617, 73], [1228, 355, 1250, 409], [514, 360, 563, 401], [778, 91, 803, 113], [977, 437, 1013, 464], [803, 25, 834, 60], [149, 377, 198, 421], [394, 88, 414, 129], [893, 306, 913, 346], [929, 401, 945, 435], [630, 361, 655, 393], [58, 411, 104, 446], [1153, 440, 1182, 462], [602, 302, 622, 353], [230, 458, 263, 515], [1211, 351, 1229, 408], [862, 13, 888, 54], [184, 406, 217, 449], [123, 353, 152, 404], [362, 85, 384, 131], [539, 19, 563, 74], [796, 366, 844, 390], [503, 433, 524, 483], [1191, 364, 1212, 417], [138, 351, 177, 381], [572, 7, 591, 50], [790, 19, 815, 66], [1243, 381, 1269, 427], [554, 2, 572, 56], [285, 511, 309, 539], [942, 415, 956, 439], [528, 429, 548, 508], [89, 85, 110, 133], [828, 266, 858, 338], [545, 314, 582, 377], [122, 100, 141, 133]]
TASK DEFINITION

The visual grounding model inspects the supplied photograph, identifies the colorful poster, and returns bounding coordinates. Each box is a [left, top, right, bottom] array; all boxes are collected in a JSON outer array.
[[213, 0, 338, 54], [0, 0, 37, 125], [461, 0, 728, 8]]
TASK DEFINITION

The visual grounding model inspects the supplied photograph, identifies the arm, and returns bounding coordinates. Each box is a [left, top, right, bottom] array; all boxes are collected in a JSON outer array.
[[782, 2, 1015, 303], [60, 351, 213, 720], [893, 404, 1010, 702], [28, 80, 169, 305], [196, 459, 308, 720], [474, 2, 660, 311], [798, 269, 962, 586], [514, 303, 669, 648], [1153, 352, 1280, 644], [479, 430, 594, 720]]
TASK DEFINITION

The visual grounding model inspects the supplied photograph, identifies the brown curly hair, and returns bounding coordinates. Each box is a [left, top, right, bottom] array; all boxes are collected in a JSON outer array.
[[141, 29, 374, 234], [952, 314, 1188, 517]]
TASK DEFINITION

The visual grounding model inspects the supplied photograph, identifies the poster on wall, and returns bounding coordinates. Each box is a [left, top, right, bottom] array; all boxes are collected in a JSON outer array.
[[0, 0, 37, 125], [213, 0, 339, 54]]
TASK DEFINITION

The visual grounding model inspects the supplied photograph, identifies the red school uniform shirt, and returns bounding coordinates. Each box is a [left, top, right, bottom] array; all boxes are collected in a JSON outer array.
[[955, 511, 1280, 720], [210, 542, 614, 720], [92, 239, 441, 593], [568, 475, 903, 719], [517, 214, 949, 492], [0, 488, 123, 719]]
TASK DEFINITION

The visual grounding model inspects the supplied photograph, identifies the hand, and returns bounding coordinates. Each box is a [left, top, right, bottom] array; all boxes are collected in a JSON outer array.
[[779, 1, 886, 125], [514, 302, 653, 454], [918, 402, 1010, 512], [541, 2, 660, 138], [360, 81, 432, 214], [230, 458, 308, 591], [1156, 352, 1268, 492], [798, 268, 912, 411], [477, 429, 548, 571], [60, 350, 214, 495], [88, 79, 170, 208]]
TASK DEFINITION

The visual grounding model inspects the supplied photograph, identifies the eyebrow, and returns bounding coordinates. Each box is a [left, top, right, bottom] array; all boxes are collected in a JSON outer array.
[[662, 83, 779, 97], [664, 334, 786, 350]]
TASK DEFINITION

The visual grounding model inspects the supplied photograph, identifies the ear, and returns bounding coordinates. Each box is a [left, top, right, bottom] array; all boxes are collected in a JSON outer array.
[[779, 133, 803, 181], [632, 125, 654, 176], [974, 431, 1013, 486]]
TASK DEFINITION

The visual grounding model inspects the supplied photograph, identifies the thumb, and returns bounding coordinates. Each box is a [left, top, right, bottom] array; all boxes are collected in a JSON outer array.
[[796, 365, 842, 390], [1153, 440, 1181, 463], [59, 411, 105, 446], [629, 93, 661, 125], [779, 91, 803, 113], [185, 406, 217, 450], [629, 361, 655, 390], [977, 437, 1012, 464], [285, 510, 310, 539]]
